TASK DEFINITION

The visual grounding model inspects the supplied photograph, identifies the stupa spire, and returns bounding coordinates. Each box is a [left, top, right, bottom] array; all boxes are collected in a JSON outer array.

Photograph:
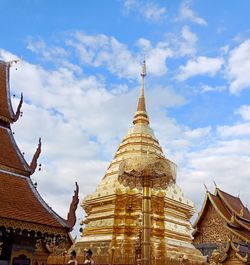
[[133, 60, 149, 125]]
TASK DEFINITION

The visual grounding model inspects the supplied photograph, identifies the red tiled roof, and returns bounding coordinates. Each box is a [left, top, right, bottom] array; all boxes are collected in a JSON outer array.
[[0, 171, 68, 229], [218, 189, 250, 221], [0, 61, 14, 122], [0, 126, 30, 175]]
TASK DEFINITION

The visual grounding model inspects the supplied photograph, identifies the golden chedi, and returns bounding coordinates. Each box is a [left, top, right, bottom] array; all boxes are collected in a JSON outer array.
[[76, 62, 204, 264]]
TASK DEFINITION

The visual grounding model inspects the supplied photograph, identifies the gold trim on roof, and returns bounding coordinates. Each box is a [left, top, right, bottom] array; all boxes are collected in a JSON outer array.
[[226, 225, 250, 243], [0, 217, 69, 236], [235, 217, 250, 231], [0, 164, 29, 176], [208, 193, 239, 228]]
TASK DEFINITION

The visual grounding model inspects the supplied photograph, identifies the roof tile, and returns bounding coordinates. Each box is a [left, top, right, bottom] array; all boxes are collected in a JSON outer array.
[[0, 171, 67, 228]]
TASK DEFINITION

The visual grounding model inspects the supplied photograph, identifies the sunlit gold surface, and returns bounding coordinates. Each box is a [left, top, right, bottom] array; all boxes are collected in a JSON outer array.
[[142, 178, 151, 265], [75, 63, 204, 264]]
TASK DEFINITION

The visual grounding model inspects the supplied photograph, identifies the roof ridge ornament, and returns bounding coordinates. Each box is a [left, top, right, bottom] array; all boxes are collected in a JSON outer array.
[[67, 182, 79, 230], [213, 180, 217, 187], [13, 93, 23, 122], [30, 138, 42, 175]]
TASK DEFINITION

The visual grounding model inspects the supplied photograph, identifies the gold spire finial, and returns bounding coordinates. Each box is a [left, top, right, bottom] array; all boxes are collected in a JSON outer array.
[[133, 60, 149, 125], [140, 60, 146, 98], [141, 60, 147, 78]]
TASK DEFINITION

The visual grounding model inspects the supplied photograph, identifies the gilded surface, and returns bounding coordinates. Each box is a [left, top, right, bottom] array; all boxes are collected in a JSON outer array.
[[209, 249, 222, 265], [194, 204, 230, 245], [77, 71, 204, 263]]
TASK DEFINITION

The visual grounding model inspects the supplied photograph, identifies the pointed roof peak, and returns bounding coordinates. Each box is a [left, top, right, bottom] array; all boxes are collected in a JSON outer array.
[[0, 60, 23, 124], [133, 60, 149, 125]]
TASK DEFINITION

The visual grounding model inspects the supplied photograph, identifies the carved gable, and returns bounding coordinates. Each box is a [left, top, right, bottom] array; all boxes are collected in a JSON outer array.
[[194, 202, 231, 244]]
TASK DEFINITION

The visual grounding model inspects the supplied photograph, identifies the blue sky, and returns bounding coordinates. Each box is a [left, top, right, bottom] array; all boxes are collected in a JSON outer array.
[[1, 0, 250, 234]]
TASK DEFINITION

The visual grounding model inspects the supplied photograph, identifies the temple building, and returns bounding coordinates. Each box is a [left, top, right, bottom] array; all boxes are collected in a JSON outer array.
[[0, 60, 79, 265], [76, 62, 204, 264], [193, 187, 250, 264]]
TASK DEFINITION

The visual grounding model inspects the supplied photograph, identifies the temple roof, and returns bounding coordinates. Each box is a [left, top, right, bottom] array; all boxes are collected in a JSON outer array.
[[0, 126, 31, 175], [217, 189, 250, 221], [0, 60, 78, 236], [208, 192, 232, 223], [0, 170, 69, 229], [194, 187, 250, 242]]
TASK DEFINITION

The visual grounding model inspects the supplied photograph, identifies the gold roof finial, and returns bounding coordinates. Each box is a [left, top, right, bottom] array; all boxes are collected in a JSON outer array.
[[133, 60, 149, 125], [140, 60, 146, 97], [141, 60, 147, 77], [203, 183, 208, 191]]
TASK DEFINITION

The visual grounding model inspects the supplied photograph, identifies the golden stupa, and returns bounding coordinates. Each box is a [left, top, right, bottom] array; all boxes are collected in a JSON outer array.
[[76, 62, 204, 265]]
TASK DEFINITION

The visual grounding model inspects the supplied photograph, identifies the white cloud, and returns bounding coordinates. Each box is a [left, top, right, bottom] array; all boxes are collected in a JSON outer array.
[[176, 56, 224, 81], [235, 105, 250, 121], [177, 131, 250, 215], [177, 0, 207, 26], [27, 38, 68, 60], [226, 39, 250, 93], [163, 25, 198, 57], [25, 28, 198, 81], [218, 123, 250, 138], [179, 25, 197, 56], [143, 2, 167, 21], [144, 43, 173, 76], [123, 0, 167, 22], [67, 32, 173, 78], [184, 127, 211, 140], [66, 32, 139, 79], [200, 84, 226, 93]]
